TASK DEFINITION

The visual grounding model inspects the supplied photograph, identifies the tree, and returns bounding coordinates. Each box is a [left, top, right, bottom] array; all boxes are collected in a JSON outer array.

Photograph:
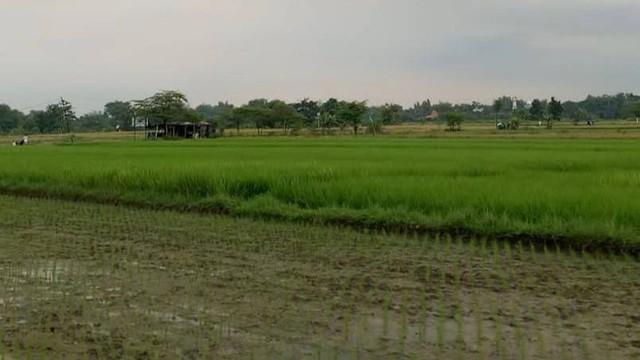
[[291, 98, 320, 128], [407, 100, 432, 121], [132, 90, 189, 135], [548, 96, 563, 128], [444, 112, 464, 131], [572, 107, 590, 125], [493, 98, 503, 130], [380, 103, 402, 125], [233, 100, 274, 134], [18, 112, 39, 134], [318, 98, 341, 131], [433, 102, 453, 113], [338, 101, 367, 135], [77, 111, 111, 132], [104, 101, 134, 131], [269, 100, 304, 133], [39, 98, 77, 139], [0, 104, 24, 134], [628, 100, 640, 121], [529, 99, 545, 121], [31, 110, 55, 134], [57, 98, 77, 141], [196, 102, 234, 135]]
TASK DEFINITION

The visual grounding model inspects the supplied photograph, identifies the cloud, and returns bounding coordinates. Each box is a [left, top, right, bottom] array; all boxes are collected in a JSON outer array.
[[0, 0, 638, 113]]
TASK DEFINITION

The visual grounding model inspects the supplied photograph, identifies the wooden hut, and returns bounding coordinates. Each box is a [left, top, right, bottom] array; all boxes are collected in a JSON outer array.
[[146, 122, 213, 139]]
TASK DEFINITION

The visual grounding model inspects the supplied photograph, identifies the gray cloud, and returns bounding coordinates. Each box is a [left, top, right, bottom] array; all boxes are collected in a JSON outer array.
[[1, 0, 638, 113]]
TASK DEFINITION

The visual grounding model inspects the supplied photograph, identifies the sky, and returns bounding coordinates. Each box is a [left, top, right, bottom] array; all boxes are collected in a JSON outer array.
[[1, 0, 639, 114]]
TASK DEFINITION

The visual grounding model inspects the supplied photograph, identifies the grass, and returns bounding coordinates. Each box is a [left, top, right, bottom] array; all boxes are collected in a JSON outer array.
[[0, 195, 638, 359], [1, 136, 640, 252]]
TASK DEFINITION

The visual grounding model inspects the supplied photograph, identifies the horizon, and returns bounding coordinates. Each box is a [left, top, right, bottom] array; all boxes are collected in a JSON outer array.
[[2, 1, 639, 115], [8, 91, 638, 116]]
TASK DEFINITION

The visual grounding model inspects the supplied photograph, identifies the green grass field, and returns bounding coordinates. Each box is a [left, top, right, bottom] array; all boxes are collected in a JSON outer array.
[[1, 137, 639, 252]]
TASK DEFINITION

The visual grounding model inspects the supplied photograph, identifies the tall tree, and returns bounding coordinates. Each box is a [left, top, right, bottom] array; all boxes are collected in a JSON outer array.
[[132, 90, 189, 134], [444, 112, 464, 131], [529, 99, 546, 121], [572, 107, 590, 125], [380, 103, 402, 125], [57, 98, 77, 141], [628, 100, 640, 120], [338, 100, 367, 135], [319, 98, 341, 130], [233, 99, 274, 134], [77, 111, 111, 132], [269, 100, 304, 133], [196, 102, 234, 135], [39, 99, 77, 138], [0, 104, 24, 134], [104, 101, 134, 130], [548, 96, 563, 128], [291, 98, 320, 127]]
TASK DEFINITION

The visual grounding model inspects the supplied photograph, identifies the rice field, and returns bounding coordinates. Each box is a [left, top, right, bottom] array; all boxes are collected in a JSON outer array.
[[1, 137, 639, 252], [1, 135, 639, 359], [1, 195, 638, 360]]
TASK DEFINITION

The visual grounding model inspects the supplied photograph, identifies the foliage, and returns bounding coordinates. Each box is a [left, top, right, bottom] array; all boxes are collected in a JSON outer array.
[[546, 97, 563, 129], [196, 102, 234, 135], [269, 100, 305, 133], [132, 90, 189, 127], [548, 97, 563, 120], [2, 92, 640, 137], [572, 107, 590, 125], [36, 98, 77, 139], [231, 99, 303, 134], [365, 116, 383, 135], [0, 104, 24, 134], [291, 98, 320, 127], [380, 103, 403, 125], [104, 101, 134, 130], [444, 112, 464, 131], [76, 111, 112, 132], [338, 100, 367, 135], [406, 100, 433, 120], [529, 99, 546, 121], [628, 99, 640, 119]]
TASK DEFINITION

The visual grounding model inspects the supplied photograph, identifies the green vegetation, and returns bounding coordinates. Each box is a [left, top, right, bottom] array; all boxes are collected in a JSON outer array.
[[1, 195, 638, 359], [1, 137, 639, 252], [2, 92, 640, 136]]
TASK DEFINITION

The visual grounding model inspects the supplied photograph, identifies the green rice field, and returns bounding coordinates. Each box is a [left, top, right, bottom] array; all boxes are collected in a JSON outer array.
[[1, 137, 639, 252]]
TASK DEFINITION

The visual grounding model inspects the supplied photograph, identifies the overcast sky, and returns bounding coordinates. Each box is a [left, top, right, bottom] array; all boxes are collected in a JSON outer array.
[[1, 0, 639, 114]]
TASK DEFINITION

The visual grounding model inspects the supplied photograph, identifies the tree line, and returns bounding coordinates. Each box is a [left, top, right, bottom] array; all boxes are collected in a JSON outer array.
[[1, 92, 639, 135]]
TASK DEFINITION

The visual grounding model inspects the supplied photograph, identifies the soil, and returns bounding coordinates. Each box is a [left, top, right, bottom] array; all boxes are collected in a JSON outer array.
[[0, 195, 638, 359]]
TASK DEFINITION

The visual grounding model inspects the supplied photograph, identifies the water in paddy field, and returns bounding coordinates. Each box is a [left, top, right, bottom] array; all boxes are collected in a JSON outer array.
[[0, 195, 638, 359]]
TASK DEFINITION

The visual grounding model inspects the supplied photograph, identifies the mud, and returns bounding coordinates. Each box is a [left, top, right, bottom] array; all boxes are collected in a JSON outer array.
[[0, 196, 638, 359]]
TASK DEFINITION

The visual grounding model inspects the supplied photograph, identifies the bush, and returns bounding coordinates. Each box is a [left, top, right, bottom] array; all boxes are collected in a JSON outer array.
[[444, 113, 464, 131]]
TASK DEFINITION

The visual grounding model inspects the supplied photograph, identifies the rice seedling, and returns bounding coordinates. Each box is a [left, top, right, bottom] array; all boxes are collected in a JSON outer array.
[[0, 147, 638, 359]]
